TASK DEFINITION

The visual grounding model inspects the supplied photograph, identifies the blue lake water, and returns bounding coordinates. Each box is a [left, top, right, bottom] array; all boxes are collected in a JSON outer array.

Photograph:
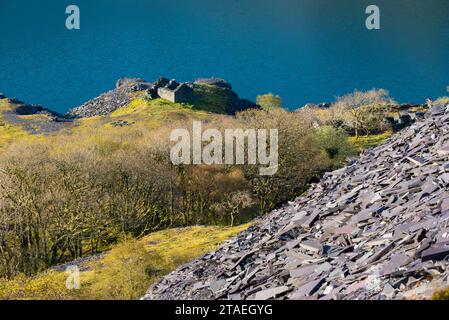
[[0, 0, 448, 113]]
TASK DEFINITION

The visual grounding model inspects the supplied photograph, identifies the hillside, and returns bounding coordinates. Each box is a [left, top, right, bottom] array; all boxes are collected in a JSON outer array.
[[67, 77, 259, 118], [1, 81, 431, 300], [0, 225, 250, 300], [0, 76, 259, 143], [145, 103, 449, 300]]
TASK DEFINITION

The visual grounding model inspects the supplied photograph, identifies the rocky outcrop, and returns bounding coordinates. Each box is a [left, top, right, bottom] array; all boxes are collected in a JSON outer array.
[[385, 104, 428, 132], [299, 102, 332, 110], [0, 96, 71, 133], [115, 78, 152, 91], [145, 103, 449, 300], [3, 76, 259, 128], [67, 78, 148, 118], [194, 77, 260, 114], [226, 97, 260, 115], [195, 78, 232, 90], [67, 76, 260, 118]]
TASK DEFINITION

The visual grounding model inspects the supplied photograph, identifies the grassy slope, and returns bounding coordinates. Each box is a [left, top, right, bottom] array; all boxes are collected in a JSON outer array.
[[0, 99, 30, 148], [0, 95, 395, 300], [0, 97, 240, 300], [348, 131, 393, 153], [193, 83, 232, 114], [0, 97, 218, 155], [2, 95, 392, 151], [69, 98, 214, 133], [0, 99, 57, 150], [0, 224, 250, 300]]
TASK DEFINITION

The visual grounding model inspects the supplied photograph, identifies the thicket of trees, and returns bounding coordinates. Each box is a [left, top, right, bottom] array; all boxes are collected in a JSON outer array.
[[256, 93, 284, 110], [0, 106, 355, 278], [306, 89, 395, 138]]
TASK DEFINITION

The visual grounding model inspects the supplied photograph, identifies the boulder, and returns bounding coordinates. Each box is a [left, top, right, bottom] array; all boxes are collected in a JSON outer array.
[[152, 77, 170, 90]]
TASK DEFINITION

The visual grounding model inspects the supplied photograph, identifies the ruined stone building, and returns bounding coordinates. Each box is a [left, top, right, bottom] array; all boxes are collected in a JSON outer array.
[[157, 82, 194, 103]]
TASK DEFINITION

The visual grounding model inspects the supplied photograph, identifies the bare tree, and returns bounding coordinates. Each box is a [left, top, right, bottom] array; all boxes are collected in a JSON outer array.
[[332, 89, 395, 138], [212, 191, 254, 226]]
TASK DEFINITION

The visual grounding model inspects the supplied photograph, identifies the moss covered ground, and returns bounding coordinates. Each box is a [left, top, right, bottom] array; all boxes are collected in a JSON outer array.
[[0, 224, 250, 300]]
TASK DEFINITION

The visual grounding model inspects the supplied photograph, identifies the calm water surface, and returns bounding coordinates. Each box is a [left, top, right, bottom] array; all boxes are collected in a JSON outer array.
[[0, 0, 448, 112]]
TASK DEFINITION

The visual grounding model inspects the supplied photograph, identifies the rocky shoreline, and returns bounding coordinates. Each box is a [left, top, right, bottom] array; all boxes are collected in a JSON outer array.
[[2, 76, 260, 122], [1, 76, 262, 136], [67, 76, 259, 118], [145, 103, 449, 300], [0, 97, 72, 134]]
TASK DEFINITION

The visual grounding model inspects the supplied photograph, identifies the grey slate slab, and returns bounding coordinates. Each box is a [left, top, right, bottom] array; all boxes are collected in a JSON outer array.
[[300, 240, 321, 253], [439, 173, 449, 185], [254, 286, 290, 300], [421, 246, 449, 262], [289, 278, 325, 299], [301, 212, 320, 229], [290, 265, 317, 278]]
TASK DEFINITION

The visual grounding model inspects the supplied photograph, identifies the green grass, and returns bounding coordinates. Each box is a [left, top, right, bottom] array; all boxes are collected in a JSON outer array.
[[348, 131, 393, 152], [0, 99, 10, 107], [0, 224, 250, 300], [434, 96, 449, 106], [109, 98, 214, 130], [193, 84, 232, 114], [0, 121, 29, 146], [0, 99, 53, 150], [407, 106, 428, 113], [0, 101, 32, 149], [432, 287, 449, 300], [111, 98, 211, 119], [68, 97, 216, 136]]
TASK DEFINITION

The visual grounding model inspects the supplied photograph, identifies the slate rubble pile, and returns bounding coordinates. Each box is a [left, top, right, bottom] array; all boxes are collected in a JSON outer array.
[[145, 104, 449, 300], [67, 78, 148, 118]]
